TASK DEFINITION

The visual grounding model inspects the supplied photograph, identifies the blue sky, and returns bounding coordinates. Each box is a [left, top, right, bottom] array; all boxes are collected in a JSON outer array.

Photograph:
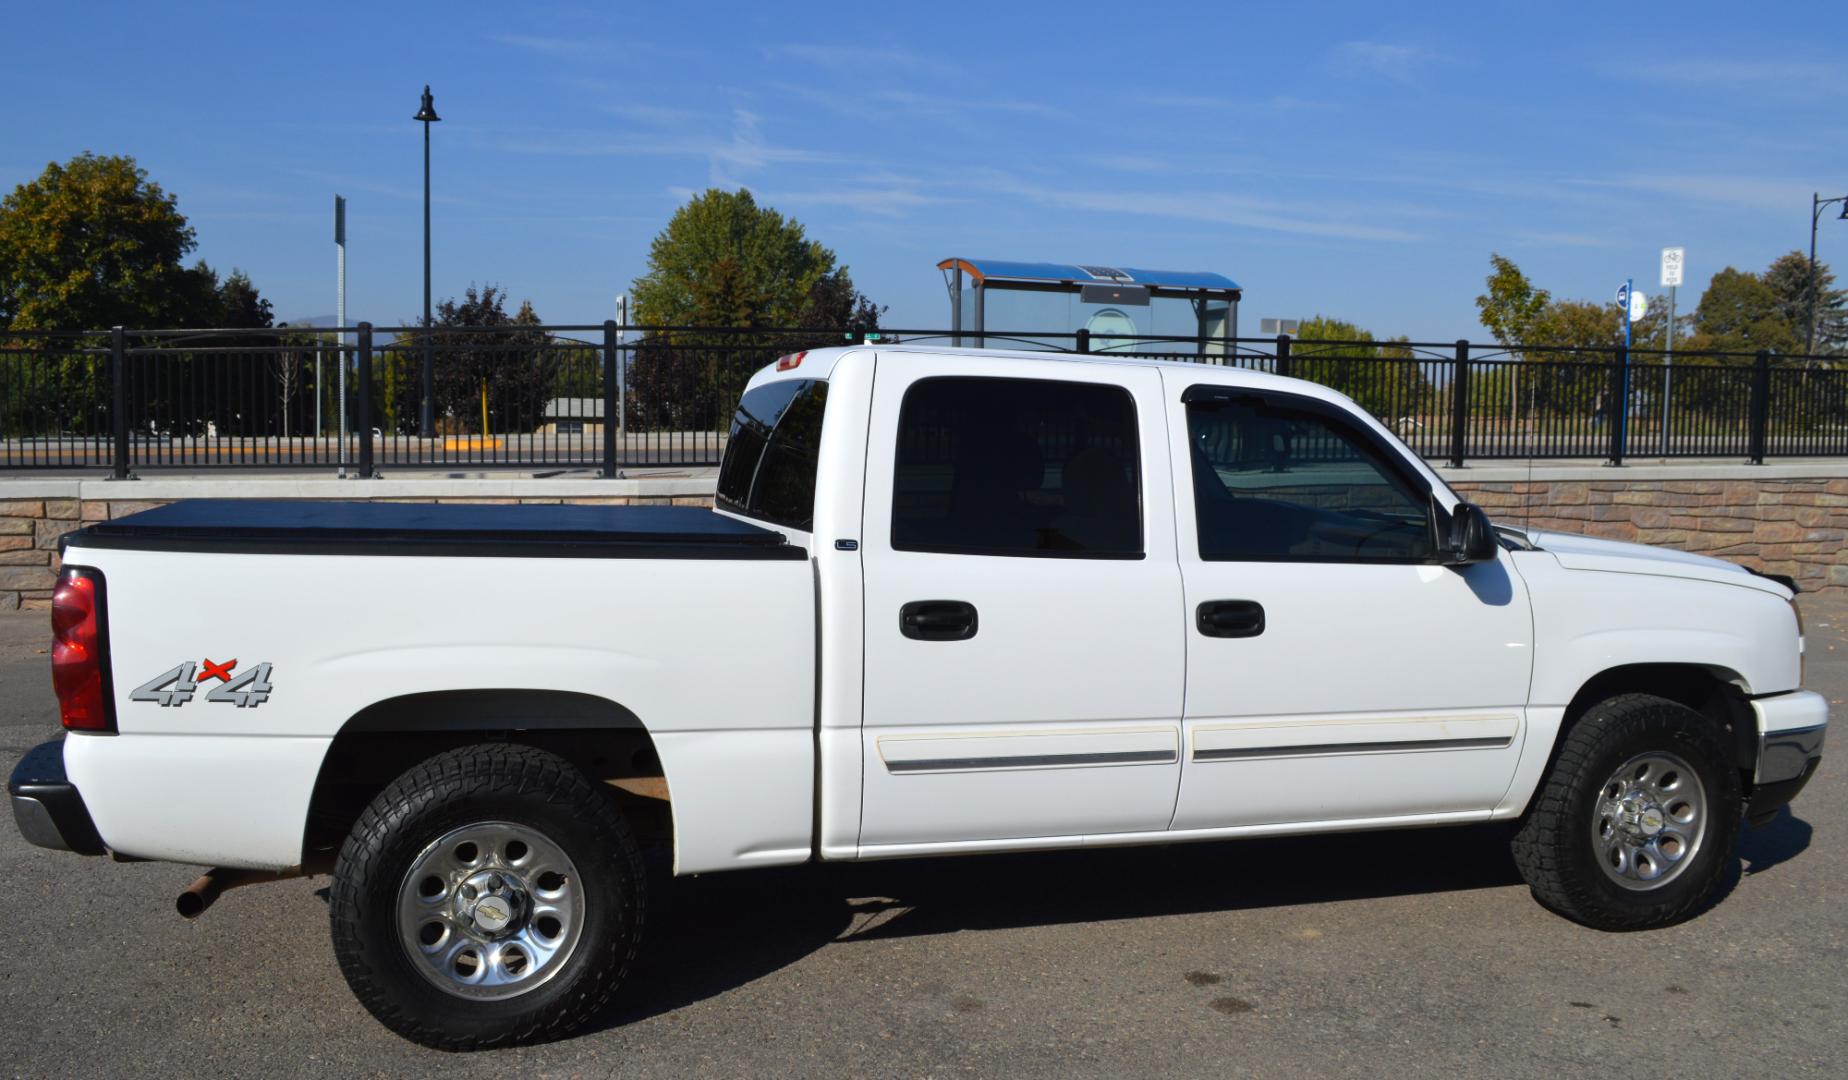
[[4, 1, 1845, 340]]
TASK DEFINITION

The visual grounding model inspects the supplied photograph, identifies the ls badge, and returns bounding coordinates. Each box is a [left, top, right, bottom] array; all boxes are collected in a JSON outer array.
[[131, 657, 274, 708]]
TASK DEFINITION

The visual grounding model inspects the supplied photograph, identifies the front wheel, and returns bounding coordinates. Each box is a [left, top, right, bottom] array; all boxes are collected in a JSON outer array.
[[1511, 694, 1741, 931], [329, 744, 646, 1049]]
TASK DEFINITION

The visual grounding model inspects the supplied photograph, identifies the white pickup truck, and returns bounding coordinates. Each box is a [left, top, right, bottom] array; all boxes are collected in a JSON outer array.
[[11, 345, 1828, 1049]]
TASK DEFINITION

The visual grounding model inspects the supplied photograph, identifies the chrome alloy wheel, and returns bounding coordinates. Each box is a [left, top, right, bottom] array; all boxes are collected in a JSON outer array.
[[396, 821, 585, 1000], [1591, 752, 1708, 891]]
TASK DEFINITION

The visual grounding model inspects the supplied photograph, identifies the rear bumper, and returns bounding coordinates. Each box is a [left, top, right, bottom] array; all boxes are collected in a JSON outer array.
[[8, 739, 106, 855], [1747, 691, 1828, 827]]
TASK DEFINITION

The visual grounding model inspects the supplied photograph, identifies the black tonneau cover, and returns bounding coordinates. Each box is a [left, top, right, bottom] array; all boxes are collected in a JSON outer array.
[[67, 500, 805, 560]]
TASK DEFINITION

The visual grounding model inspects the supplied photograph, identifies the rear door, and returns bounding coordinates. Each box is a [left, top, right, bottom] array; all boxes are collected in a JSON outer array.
[[856, 355, 1184, 850]]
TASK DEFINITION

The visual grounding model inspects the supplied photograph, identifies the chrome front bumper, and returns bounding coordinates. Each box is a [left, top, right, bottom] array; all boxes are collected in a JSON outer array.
[[1747, 690, 1828, 826]]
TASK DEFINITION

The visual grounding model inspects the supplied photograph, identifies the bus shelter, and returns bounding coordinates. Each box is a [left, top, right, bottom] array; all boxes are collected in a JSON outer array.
[[938, 258, 1241, 357]]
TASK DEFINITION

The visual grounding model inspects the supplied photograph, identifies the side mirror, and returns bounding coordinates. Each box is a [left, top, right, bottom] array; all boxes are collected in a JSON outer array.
[[1440, 500, 1499, 566]]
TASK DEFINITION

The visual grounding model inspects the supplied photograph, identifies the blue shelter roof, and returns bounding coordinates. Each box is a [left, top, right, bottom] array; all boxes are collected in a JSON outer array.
[[938, 258, 1239, 293]]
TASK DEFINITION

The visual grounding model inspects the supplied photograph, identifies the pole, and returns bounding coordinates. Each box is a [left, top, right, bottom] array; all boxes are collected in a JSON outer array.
[[602, 320, 620, 478], [951, 267, 962, 347], [1660, 283, 1675, 455], [1748, 349, 1771, 465], [1449, 340, 1470, 469], [110, 326, 130, 481], [616, 295, 627, 454], [357, 322, 375, 478], [419, 116, 435, 439], [1808, 193, 1821, 358], [1614, 277, 1632, 465], [336, 195, 348, 477], [1609, 342, 1628, 467]]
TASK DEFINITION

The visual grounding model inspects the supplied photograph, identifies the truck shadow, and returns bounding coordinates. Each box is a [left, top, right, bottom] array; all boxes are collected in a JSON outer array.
[[596, 813, 1814, 1032], [598, 822, 1527, 1030], [1739, 806, 1812, 877]]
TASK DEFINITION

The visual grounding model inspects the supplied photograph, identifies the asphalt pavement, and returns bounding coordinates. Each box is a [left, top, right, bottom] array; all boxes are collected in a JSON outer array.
[[3, 598, 1844, 1079]]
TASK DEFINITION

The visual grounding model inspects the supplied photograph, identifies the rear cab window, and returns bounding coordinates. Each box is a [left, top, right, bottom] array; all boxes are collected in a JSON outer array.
[[717, 379, 829, 532], [891, 376, 1143, 558]]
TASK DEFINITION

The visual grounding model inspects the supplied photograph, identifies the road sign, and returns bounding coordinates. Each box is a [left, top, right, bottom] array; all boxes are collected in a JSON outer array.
[[1616, 281, 1630, 309], [1661, 247, 1684, 288], [1629, 291, 1648, 320]]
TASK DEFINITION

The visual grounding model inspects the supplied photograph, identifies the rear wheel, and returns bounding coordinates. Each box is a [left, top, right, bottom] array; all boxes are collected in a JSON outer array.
[[329, 744, 645, 1049], [1511, 693, 1740, 930]]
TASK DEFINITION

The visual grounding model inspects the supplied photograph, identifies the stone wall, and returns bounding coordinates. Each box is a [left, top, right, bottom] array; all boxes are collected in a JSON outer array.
[[1449, 477, 1848, 593]]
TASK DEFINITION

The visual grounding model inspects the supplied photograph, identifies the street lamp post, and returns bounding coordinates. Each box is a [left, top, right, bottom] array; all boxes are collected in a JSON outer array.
[[414, 85, 441, 438], [1806, 192, 1848, 357]]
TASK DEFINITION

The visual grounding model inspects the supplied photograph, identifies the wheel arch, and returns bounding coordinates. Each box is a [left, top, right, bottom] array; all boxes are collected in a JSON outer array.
[[302, 689, 674, 863], [1556, 662, 1758, 787]]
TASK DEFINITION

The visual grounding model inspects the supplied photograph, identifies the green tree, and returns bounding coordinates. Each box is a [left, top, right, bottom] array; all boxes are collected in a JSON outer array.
[[1472, 254, 1555, 435], [1290, 316, 1431, 420], [1474, 253, 1550, 352], [0, 153, 204, 330], [631, 188, 839, 328], [626, 189, 882, 431], [1688, 267, 1801, 356], [211, 267, 275, 330], [394, 285, 556, 434], [125, 266, 282, 439], [1763, 250, 1845, 356]]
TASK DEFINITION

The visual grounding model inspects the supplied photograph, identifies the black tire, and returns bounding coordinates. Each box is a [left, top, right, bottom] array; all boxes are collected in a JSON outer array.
[[329, 744, 645, 1050], [1511, 693, 1741, 931]]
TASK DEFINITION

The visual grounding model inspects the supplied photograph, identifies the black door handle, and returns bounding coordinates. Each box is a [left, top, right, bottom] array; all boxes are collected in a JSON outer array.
[[900, 600, 978, 641], [1197, 599, 1265, 638]]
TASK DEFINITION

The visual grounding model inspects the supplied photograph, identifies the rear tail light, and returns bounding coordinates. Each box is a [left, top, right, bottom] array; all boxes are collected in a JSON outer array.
[[52, 567, 115, 733]]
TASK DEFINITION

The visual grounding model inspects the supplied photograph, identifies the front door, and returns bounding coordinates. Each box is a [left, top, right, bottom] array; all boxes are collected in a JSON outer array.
[[1165, 379, 1534, 830], [857, 355, 1185, 851]]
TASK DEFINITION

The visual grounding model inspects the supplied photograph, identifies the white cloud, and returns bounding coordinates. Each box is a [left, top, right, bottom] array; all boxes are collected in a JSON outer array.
[[969, 171, 1426, 243], [1138, 94, 1333, 112], [755, 185, 962, 217], [601, 103, 703, 127], [758, 43, 959, 77], [1566, 173, 1812, 214], [1330, 41, 1456, 84], [1510, 229, 1619, 249], [491, 34, 617, 59], [874, 90, 1064, 120], [486, 116, 858, 177], [1620, 57, 1842, 91]]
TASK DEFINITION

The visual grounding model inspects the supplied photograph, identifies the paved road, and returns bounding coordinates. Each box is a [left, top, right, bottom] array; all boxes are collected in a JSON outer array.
[[3, 599, 1844, 1079]]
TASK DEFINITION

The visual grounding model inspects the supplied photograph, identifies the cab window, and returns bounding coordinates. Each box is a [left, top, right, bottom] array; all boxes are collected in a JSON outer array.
[[1186, 390, 1434, 562], [716, 379, 829, 531], [892, 376, 1143, 558]]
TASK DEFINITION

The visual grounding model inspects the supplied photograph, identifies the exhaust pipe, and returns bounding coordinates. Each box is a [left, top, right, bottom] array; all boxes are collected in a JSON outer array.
[[176, 857, 330, 918], [177, 869, 262, 918]]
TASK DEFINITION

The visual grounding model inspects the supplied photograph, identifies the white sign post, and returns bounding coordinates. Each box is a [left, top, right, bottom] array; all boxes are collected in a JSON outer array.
[[1659, 247, 1684, 454]]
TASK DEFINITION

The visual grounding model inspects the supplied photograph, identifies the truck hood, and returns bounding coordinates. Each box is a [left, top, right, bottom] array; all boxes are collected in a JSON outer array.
[[1516, 528, 1791, 597]]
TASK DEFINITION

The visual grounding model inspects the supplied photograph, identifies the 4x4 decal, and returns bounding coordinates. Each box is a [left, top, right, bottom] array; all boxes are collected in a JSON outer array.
[[130, 658, 274, 708]]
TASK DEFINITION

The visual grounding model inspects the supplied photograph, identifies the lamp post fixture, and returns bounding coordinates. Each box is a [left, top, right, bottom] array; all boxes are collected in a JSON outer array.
[[414, 85, 441, 438], [1806, 192, 1848, 357]]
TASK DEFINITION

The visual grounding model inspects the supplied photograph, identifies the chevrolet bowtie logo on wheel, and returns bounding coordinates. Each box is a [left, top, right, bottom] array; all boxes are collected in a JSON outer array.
[[130, 658, 275, 708]]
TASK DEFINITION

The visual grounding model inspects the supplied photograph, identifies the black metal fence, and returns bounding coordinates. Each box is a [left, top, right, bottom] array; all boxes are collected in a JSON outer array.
[[0, 323, 1843, 474]]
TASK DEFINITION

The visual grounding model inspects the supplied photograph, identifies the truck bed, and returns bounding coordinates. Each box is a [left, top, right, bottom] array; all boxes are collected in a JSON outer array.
[[68, 500, 804, 559]]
